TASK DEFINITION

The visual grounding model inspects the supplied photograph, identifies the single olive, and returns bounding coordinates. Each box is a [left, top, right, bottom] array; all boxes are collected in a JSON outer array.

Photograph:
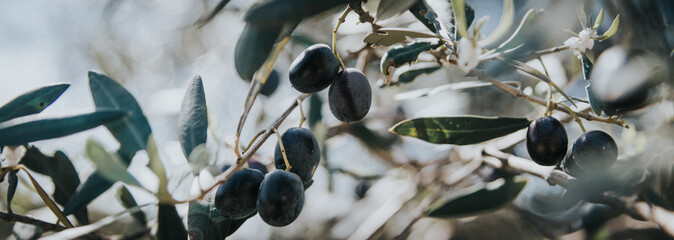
[[328, 68, 372, 122], [248, 158, 268, 175], [260, 69, 280, 96], [288, 44, 340, 93], [257, 170, 305, 227], [526, 116, 568, 166], [570, 130, 618, 171], [214, 168, 264, 219], [274, 127, 320, 184]]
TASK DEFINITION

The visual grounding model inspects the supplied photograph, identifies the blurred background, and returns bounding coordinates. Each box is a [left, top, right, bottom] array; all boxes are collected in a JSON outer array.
[[0, 0, 672, 239]]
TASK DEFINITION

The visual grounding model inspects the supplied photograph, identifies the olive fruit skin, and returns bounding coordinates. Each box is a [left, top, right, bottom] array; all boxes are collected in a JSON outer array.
[[328, 68, 372, 122], [274, 127, 320, 184], [260, 69, 280, 96], [289, 44, 340, 93], [235, 23, 282, 81], [257, 170, 305, 227], [526, 116, 568, 166], [214, 168, 265, 219], [570, 130, 618, 171]]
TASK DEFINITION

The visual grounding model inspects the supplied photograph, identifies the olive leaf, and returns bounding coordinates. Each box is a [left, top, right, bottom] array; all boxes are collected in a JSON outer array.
[[364, 0, 417, 21], [493, 9, 542, 53], [597, 14, 620, 41], [187, 194, 253, 240], [0, 83, 69, 123], [389, 116, 530, 145], [386, 65, 442, 87], [6, 170, 17, 213], [408, 0, 437, 33], [0, 110, 127, 146], [380, 41, 441, 75], [178, 75, 208, 159], [85, 139, 141, 187], [426, 178, 527, 218], [158, 204, 188, 240], [117, 186, 147, 225], [478, 0, 514, 47], [363, 28, 439, 47], [244, 0, 350, 26], [147, 135, 173, 203]]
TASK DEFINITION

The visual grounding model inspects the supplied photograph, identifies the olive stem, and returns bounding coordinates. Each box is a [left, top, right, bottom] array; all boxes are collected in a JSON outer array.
[[333, 6, 352, 70], [538, 57, 554, 116], [297, 99, 306, 128], [273, 128, 292, 172], [558, 103, 587, 132], [471, 70, 628, 128], [243, 129, 266, 153]]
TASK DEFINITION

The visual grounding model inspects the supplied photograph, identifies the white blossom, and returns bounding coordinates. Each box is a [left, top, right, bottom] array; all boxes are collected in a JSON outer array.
[[565, 29, 596, 58], [456, 38, 481, 73], [1, 146, 26, 168]]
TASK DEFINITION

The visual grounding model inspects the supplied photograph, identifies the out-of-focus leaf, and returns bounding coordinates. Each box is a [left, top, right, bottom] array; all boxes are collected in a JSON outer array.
[[244, 0, 350, 25], [277, 20, 301, 43], [41, 203, 153, 240], [368, 0, 417, 20], [389, 116, 530, 145], [593, 9, 605, 30], [19, 167, 73, 227], [179, 75, 208, 159], [581, 54, 593, 81], [425, 0, 454, 40], [194, 0, 231, 28], [0, 110, 126, 146], [426, 178, 527, 218], [6, 170, 17, 213], [235, 23, 283, 81], [187, 144, 209, 175], [380, 41, 441, 75], [187, 195, 252, 240], [451, 0, 471, 38], [409, 0, 437, 33], [308, 95, 323, 130], [363, 28, 439, 47], [387, 65, 442, 87], [394, 80, 492, 100], [147, 136, 172, 203], [597, 14, 620, 41], [22, 147, 89, 224], [89, 71, 152, 163], [494, 9, 542, 53], [478, 0, 514, 46], [117, 186, 147, 225], [63, 173, 113, 216], [85, 139, 141, 187], [158, 204, 187, 240], [0, 83, 69, 123], [347, 122, 396, 151]]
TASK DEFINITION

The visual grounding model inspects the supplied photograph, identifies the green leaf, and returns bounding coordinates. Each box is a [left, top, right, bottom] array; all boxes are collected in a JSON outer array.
[[593, 9, 605, 30], [22, 147, 89, 224], [389, 116, 530, 145], [426, 178, 527, 218], [187, 144, 209, 175], [369, 0, 417, 20], [187, 197, 252, 239], [581, 54, 593, 81], [6, 170, 18, 214], [63, 173, 113, 216], [86, 139, 141, 187], [0, 110, 127, 146], [158, 204, 187, 240], [117, 186, 147, 225], [147, 136, 173, 203], [244, 0, 350, 26], [586, 83, 606, 115], [308, 95, 323, 129], [389, 65, 442, 87], [380, 41, 441, 75], [363, 28, 439, 47], [597, 14, 620, 41], [408, 0, 437, 33], [235, 23, 283, 81], [478, 0, 514, 46], [179, 75, 208, 159], [0, 83, 69, 123], [89, 71, 152, 163], [494, 9, 542, 53], [451, 0, 469, 38]]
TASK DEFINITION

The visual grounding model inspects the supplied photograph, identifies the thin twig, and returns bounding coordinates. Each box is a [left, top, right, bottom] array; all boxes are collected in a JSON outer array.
[[0, 211, 101, 239], [471, 69, 628, 128], [273, 127, 292, 171], [333, 6, 352, 70]]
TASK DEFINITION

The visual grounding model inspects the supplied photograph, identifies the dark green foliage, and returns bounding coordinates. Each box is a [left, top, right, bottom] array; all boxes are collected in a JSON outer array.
[[408, 0, 437, 33], [570, 130, 618, 171], [0, 83, 69, 123], [289, 44, 340, 93], [158, 204, 187, 240], [390, 116, 531, 145], [179, 75, 208, 159], [387, 66, 442, 87], [526, 117, 568, 166], [215, 168, 264, 219], [63, 173, 112, 216], [6, 170, 17, 213], [308, 95, 323, 129], [426, 178, 527, 218], [260, 69, 280, 96], [380, 41, 441, 75], [235, 23, 283, 81], [188, 200, 252, 240], [22, 147, 89, 224], [0, 110, 126, 146], [328, 68, 372, 122], [244, 0, 350, 26], [117, 186, 147, 225], [257, 171, 305, 227], [274, 127, 321, 184]]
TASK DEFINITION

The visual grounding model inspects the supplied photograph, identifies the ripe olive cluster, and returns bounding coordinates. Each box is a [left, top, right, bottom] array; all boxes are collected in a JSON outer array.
[[526, 117, 619, 177], [214, 127, 320, 227], [289, 44, 373, 122]]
